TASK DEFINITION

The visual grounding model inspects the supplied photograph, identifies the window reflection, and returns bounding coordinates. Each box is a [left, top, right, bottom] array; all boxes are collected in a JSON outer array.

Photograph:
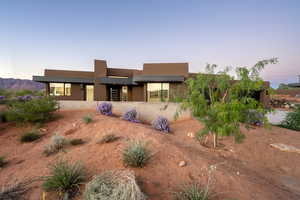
[[49, 83, 72, 96], [147, 83, 169, 102]]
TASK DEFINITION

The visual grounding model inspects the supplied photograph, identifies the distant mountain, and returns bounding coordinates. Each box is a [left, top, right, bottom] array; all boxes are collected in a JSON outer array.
[[0, 78, 45, 91]]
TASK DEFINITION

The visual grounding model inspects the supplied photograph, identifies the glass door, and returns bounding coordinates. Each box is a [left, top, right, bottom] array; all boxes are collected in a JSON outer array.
[[86, 85, 94, 101]]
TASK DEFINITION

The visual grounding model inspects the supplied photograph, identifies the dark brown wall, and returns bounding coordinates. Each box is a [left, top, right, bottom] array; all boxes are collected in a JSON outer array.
[[46, 83, 85, 100], [45, 70, 94, 78], [107, 68, 141, 77], [143, 63, 189, 77], [169, 83, 187, 101], [94, 60, 108, 100], [131, 85, 144, 101]]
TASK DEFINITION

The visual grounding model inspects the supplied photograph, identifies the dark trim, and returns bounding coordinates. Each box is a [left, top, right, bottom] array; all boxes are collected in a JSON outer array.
[[288, 83, 300, 87], [133, 75, 184, 83], [99, 77, 137, 85], [33, 76, 94, 83]]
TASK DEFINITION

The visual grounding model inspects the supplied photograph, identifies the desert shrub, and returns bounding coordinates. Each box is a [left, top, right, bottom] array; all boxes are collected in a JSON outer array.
[[70, 138, 85, 145], [97, 134, 120, 144], [122, 109, 140, 123], [0, 180, 33, 199], [152, 116, 170, 133], [122, 140, 151, 168], [82, 115, 93, 124], [20, 130, 41, 143], [43, 134, 68, 156], [174, 183, 209, 200], [84, 170, 147, 200], [43, 160, 86, 198], [96, 102, 112, 116], [5, 96, 58, 124], [0, 156, 8, 168], [280, 106, 300, 131]]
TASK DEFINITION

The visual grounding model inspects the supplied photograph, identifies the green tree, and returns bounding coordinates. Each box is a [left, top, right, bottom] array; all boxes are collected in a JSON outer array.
[[179, 58, 278, 148]]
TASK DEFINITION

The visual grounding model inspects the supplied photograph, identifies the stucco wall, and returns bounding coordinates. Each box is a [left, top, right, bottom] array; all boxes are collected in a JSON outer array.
[[58, 101, 191, 123]]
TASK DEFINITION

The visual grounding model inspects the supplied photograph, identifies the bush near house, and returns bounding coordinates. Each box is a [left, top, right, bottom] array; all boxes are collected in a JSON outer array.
[[5, 96, 58, 124], [279, 106, 300, 131], [122, 140, 151, 168], [84, 170, 146, 200], [96, 102, 112, 116], [122, 109, 140, 123], [43, 160, 86, 199], [152, 116, 170, 133], [178, 58, 277, 148]]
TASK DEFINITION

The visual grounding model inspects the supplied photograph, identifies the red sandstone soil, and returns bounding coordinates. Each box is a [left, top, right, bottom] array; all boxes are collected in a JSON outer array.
[[1, 110, 300, 200]]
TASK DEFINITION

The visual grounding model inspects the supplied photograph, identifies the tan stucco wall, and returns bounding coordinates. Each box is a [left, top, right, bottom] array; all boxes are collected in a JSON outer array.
[[58, 101, 191, 123]]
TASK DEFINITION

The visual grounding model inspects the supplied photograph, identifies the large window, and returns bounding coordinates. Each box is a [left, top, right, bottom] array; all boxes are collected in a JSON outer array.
[[50, 83, 72, 96], [147, 83, 169, 102]]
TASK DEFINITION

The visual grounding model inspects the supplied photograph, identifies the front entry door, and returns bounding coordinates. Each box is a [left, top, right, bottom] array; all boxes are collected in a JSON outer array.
[[86, 85, 94, 101], [110, 86, 120, 101]]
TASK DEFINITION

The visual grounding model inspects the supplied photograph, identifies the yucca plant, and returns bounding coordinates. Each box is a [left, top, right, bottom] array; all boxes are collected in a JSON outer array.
[[122, 140, 151, 168], [43, 160, 86, 199]]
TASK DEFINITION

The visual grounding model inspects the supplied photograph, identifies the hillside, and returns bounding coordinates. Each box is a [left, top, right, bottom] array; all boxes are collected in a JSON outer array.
[[0, 77, 44, 90], [0, 110, 300, 199]]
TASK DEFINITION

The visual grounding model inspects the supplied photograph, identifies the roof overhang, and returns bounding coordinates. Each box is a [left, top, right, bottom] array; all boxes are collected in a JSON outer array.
[[99, 77, 137, 85], [133, 75, 185, 83], [288, 83, 300, 87], [32, 76, 94, 84]]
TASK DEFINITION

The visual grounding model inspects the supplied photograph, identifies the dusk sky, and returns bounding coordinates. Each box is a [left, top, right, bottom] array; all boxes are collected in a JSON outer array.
[[0, 0, 299, 88]]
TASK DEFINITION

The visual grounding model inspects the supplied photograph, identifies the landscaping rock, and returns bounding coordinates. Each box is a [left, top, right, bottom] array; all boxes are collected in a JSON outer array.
[[187, 132, 195, 138], [179, 161, 187, 167], [270, 143, 300, 154]]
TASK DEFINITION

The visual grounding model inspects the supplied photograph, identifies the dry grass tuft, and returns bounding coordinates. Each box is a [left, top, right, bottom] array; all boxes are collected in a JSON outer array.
[[84, 169, 147, 200], [0, 179, 34, 200]]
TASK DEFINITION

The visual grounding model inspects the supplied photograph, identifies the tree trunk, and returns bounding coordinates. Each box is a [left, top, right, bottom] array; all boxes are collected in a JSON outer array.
[[213, 134, 217, 148]]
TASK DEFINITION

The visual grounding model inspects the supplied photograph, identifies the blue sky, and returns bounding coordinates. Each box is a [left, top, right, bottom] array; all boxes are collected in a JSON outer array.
[[0, 0, 299, 88]]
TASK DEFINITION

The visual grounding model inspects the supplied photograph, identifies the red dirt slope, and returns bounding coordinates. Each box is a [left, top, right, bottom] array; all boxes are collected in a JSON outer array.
[[0, 110, 300, 200]]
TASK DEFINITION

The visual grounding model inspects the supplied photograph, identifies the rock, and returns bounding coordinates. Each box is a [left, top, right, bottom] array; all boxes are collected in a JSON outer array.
[[187, 132, 195, 138], [285, 104, 290, 109], [270, 143, 300, 154], [40, 128, 47, 132], [72, 123, 77, 127], [179, 161, 187, 167]]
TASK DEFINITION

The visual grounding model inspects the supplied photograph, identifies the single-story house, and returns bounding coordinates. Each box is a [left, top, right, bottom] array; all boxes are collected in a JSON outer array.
[[33, 59, 270, 106]]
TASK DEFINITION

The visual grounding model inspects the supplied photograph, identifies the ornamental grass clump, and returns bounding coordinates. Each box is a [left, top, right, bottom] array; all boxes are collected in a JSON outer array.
[[84, 170, 147, 200], [122, 140, 151, 168], [43, 134, 68, 156], [152, 116, 170, 133], [174, 183, 209, 200], [43, 160, 86, 199], [0, 179, 34, 199], [122, 109, 140, 123], [20, 129, 42, 143], [82, 115, 93, 124], [96, 102, 112, 116]]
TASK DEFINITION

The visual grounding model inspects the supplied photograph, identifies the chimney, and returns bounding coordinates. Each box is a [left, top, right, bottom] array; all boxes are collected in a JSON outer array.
[[94, 60, 107, 77]]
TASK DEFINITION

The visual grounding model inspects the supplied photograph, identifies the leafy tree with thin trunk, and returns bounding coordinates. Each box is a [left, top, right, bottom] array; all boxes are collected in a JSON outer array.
[[178, 58, 278, 148]]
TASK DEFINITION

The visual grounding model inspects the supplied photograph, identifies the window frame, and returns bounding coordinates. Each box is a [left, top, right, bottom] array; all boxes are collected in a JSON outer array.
[[146, 83, 169, 102], [49, 83, 72, 96]]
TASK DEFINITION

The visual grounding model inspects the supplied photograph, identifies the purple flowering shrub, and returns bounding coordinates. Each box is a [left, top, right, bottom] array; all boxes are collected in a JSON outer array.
[[122, 109, 140, 123], [17, 95, 33, 102], [96, 102, 112, 116], [0, 96, 5, 104], [152, 116, 170, 133]]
